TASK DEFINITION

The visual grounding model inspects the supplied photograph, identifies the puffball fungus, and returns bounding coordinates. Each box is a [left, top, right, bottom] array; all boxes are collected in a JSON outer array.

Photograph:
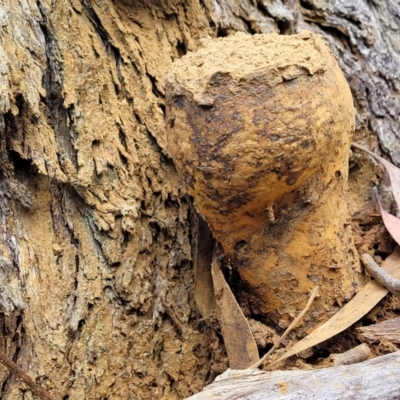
[[165, 31, 361, 329]]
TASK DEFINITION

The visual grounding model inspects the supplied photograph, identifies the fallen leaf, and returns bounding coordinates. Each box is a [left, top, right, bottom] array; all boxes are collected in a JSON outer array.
[[211, 249, 259, 368], [276, 247, 400, 362], [373, 187, 400, 247], [191, 208, 216, 319]]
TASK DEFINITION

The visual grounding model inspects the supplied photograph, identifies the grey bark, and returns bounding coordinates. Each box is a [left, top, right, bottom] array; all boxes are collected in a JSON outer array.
[[186, 351, 400, 400]]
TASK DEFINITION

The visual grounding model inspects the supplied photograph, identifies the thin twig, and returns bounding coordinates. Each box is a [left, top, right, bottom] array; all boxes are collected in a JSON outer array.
[[247, 286, 319, 370], [0, 350, 58, 400], [361, 253, 400, 294]]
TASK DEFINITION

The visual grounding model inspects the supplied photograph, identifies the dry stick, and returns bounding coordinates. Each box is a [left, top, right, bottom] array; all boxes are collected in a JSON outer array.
[[247, 286, 319, 370], [361, 253, 400, 294], [0, 350, 58, 400]]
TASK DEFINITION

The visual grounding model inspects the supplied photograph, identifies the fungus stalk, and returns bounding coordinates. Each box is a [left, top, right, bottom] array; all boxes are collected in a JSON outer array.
[[165, 32, 362, 330]]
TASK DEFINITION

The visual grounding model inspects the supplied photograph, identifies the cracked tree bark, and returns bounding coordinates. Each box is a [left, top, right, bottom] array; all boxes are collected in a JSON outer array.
[[0, 0, 398, 399]]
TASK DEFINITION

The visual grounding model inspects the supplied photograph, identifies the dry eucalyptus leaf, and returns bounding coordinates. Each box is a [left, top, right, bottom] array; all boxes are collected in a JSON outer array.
[[373, 187, 400, 246], [192, 210, 215, 319], [211, 251, 259, 369]]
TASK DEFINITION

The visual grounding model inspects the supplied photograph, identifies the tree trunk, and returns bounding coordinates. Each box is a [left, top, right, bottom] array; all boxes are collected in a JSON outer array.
[[0, 1, 398, 399]]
